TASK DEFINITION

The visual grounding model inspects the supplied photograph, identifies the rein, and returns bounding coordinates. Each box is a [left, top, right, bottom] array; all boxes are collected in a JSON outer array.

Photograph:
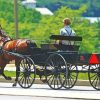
[[0, 46, 3, 55]]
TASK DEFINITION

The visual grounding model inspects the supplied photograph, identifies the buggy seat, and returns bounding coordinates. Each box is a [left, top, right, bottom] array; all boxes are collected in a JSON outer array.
[[41, 35, 82, 52]]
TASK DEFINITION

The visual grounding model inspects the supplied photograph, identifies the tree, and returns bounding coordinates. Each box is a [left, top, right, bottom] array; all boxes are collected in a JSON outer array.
[[31, 6, 97, 53], [0, 0, 99, 53], [0, 0, 42, 38], [37, 0, 100, 17]]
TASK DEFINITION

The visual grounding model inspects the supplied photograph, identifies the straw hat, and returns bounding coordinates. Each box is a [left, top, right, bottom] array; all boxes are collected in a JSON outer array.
[[63, 18, 71, 25]]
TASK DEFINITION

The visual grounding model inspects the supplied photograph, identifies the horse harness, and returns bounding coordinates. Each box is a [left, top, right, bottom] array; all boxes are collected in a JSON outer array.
[[0, 46, 3, 55]]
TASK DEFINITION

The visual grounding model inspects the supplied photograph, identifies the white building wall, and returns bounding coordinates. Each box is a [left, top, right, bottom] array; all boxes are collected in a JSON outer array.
[[22, 0, 53, 15]]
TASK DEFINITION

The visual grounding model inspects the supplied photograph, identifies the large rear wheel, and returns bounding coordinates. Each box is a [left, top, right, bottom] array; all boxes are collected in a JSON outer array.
[[88, 64, 100, 90], [45, 53, 67, 90]]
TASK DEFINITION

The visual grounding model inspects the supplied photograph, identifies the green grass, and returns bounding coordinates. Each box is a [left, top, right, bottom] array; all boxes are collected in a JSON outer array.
[[4, 71, 89, 80], [4, 71, 16, 77], [78, 73, 89, 80], [4, 70, 40, 78]]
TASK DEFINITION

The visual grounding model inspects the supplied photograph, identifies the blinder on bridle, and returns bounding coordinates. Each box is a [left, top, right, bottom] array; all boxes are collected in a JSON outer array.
[[0, 25, 5, 36], [0, 30, 6, 37], [0, 46, 2, 49], [0, 25, 2, 35], [0, 25, 11, 44], [0, 46, 3, 54]]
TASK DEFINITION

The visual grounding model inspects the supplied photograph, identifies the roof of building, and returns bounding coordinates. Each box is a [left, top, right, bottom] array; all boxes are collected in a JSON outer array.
[[21, 0, 53, 15], [35, 8, 53, 15], [22, 0, 36, 4], [84, 17, 100, 23]]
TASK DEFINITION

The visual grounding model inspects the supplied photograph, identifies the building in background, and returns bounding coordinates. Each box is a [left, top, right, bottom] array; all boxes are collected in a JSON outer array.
[[22, 0, 53, 15], [35, 8, 53, 15], [84, 17, 100, 23], [22, 0, 36, 9]]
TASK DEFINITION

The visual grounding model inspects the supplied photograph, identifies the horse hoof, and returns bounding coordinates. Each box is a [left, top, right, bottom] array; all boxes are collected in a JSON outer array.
[[41, 79, 47, 83], [12, 83, 17, 87]]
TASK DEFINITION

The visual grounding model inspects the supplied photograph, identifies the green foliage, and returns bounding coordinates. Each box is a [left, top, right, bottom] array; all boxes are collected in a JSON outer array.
[[31, 6, 98, 53], [37, 0, 100, 17], [92, 21, 100, 53], [0, 0, 41, 38], [0, 0, 99, 53]]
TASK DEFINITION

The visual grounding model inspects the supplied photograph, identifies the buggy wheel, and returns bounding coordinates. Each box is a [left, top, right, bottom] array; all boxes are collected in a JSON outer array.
[[45, 53, 67, 90], [63, 64, 78, 89], [88, 64, 100, 90], [18, 57, 36, 88]]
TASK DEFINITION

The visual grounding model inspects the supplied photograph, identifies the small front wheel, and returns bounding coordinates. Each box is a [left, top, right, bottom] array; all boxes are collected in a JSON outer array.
[[18, 57, 36, 88]]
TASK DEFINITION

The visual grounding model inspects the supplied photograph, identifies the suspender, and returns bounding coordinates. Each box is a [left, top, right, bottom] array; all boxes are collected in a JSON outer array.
[[65, 29, 75, 45], [65, 29, 72, 36]]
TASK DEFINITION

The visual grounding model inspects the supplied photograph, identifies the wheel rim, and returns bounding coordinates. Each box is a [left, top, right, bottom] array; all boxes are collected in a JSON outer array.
[[88, 64, 100, 90], [63, 64, 78, 89], [18, 57, 36, 88], [45, 53, 67, 90]]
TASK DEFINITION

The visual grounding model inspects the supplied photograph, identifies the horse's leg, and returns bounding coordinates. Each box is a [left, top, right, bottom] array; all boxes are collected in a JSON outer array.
[[13, 60, 20, 87], [0, 64, 12, 80]]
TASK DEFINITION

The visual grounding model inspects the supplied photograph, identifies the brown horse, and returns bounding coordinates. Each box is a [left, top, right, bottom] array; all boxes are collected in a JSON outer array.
[[0, 28, 37, 86]]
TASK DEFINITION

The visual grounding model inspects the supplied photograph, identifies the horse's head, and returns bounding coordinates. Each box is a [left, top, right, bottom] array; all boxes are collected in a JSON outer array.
[[0, 29, 8, 38], [0, 28, 11, 46], [0, 29, 5, 46], [0, 26, 37, 55], [0, 25, 5, 36]]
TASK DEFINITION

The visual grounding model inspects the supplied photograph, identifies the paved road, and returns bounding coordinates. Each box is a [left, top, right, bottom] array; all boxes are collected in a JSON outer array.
[[0, 95, 78, 100], [0, 83, 100, 100]]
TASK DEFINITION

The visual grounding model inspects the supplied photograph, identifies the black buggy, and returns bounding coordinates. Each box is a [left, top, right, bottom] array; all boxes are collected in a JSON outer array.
[[16, 35, 100, 90]]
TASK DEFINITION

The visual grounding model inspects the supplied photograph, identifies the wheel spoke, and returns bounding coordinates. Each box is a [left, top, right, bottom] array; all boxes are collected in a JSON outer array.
[[50, 75, 55, 85], [94, 77, 98, 88], [47, 75, 53, 82]]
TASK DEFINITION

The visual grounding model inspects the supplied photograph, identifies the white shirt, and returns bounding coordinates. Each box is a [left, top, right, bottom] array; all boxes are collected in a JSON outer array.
[[60, 25, 75, 36], [60, 25, 76, 45]]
